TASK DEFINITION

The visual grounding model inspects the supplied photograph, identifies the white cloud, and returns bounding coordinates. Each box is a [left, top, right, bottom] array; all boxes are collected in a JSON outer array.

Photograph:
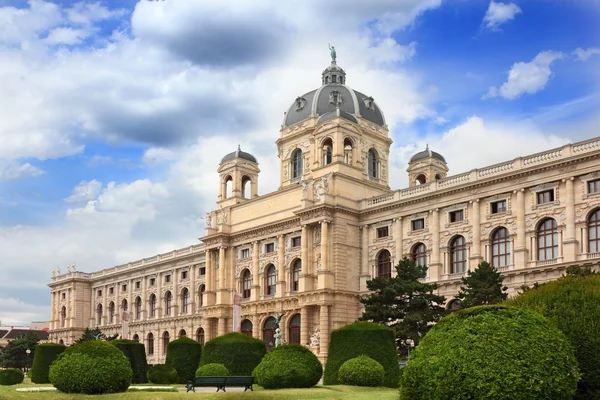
[[573, 47, 600, 62], [485, 51, 563, 100], [66, 2, 127, 26], [64, 179, 103, 203], [482, 1, 522, 31], [0, 162, 45, 180], [44, 27, 91, 45], [0, 298, 49, 326], [0, 0, 62, 44]]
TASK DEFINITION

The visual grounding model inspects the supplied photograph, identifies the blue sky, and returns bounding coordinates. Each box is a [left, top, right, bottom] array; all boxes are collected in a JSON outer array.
[[0, 0, 598, 325]]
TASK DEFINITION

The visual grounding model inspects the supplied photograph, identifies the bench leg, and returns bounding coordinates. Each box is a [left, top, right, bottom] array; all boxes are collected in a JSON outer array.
[[244, 385, 253, 392]]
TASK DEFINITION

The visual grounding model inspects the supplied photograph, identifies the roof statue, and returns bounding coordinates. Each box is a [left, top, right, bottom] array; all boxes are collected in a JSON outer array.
[[329, 43, 336, 63]]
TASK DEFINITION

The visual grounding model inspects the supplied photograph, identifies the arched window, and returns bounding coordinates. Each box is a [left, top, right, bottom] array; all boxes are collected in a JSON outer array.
[[135, 297, 142, 320], [179, 329, 186, 338], [59, 339, 64, 345], [368, 149, 378, 178], [537, 218, 558, 261], [415, 174, 427, 185], [263, 317, 276, 349], [588, 209, 600, 254], [242, 175, 252, 199], [343, 138, 353, 164], [147, 333, 154, 355], [322, 138, 333, 166], [265, 265, 276, 296], [196, 328, 205, 347], [242, 269, 252, 299], [149, 294, 156, 318], [291, 259, 301, 292], [199, 285, 205, 307], [224, 175, 233, 198], [181, 288, 189, 314], [121, 299, 128, 313], [164, 291, 172, 316], [448, 299, 462, 312], [163, 331, 170, 354], [60, 306, 66, 328], [377, 250, 391, 278], [412, 243, 427, 267], [96, 304, 103, 325], [491, 228, 511, 268], [132, 334, 139, 342], [288, 314, 301, 344], [108, 301, 115, 324], [241, 319, 253, 337], [450, 236, 467, 274], [291, 149, 303, 179]]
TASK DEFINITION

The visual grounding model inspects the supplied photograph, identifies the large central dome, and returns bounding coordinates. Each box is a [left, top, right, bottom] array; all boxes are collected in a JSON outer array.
[[282, 60, 386, 128]]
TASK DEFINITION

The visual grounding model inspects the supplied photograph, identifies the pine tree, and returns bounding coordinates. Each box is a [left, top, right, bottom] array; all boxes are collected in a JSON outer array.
[[74, 327, 118, 344], [359, 257, 446, 358], [457, 261, 508, 308]]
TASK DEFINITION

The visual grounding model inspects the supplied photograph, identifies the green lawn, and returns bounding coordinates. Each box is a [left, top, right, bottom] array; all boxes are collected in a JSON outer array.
[[0, 379, 399, 400]]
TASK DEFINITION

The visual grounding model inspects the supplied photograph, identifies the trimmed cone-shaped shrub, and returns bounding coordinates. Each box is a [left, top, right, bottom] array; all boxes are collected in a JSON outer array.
[[400, 305, 580, 400], [338, 355, 384, 387], [30, 343, 66, 384], [200, 332, 266, 376], [324, 322, 399, 388], [0, 369, 24, 385], [252, 344, 323, 389], [196, 363, 229, 377], [147, 364, 178, 384], [112, 339, 148, 384], [49, 341, 132, 394], [510, 275, 600, 399], [165, 336, 202, 383]]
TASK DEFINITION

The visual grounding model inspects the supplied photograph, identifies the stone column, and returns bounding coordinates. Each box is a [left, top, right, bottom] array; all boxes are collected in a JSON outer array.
[[252, 316, 260, 339], [251, 241, 260, 301], [299, 225, 313, 291], [318, 220, 334, 289], [395, 217, 403, 263], [190, 265, 196, 314], [359, 225, 370, 291], [171, 269, 178, 316], [277, 235, 286, 297], [319, 305, 330, 360], [471, 199, 482, 269], [50, 292, 55, 330], [142, 275, 147, 320], [514, 189, 527, 268], [217, 317, 227, 337], [563, 177, 577, 261], [216, 246, 229, 305], [430, 209, 441, 280], [66, 288, 72, 328], [156, 272, 163, 318], [127, 279, 133, 331], [300, 306, 309, 346]]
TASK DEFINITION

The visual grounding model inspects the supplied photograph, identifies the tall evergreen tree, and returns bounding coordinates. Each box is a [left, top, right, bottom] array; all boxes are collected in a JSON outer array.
[[0, 332, 39, 369], [74, 327, 118, 344], [359, 257, 446, 358], [457, 261, 508, 308]]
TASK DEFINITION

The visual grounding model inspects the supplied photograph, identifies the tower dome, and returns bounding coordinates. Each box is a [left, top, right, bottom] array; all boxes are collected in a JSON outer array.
[[409, 145, 446, 163], [220, 145, 258, 164]]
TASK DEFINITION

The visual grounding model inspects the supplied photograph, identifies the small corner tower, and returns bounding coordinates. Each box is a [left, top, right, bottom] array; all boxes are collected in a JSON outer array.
[[218, 145, 260, 206], [407, 145, 448, 186]]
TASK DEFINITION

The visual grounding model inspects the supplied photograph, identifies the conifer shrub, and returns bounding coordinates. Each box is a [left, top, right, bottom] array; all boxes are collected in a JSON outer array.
[[30, 343, 66, 384], [199, 333, 266, 376], [147, 364, 178, 384], [252, 344, 322, 389], [399, 305, 580, 400], [324, 322, 399, 387], [165, 336, 202, 383], [112, 339, 148, 384], [338, 355, 384, 387], [0, 368, 24, 385], [49, 341, 132, 394], [195, 363, 229, 377], [510, 275, 600, 399]]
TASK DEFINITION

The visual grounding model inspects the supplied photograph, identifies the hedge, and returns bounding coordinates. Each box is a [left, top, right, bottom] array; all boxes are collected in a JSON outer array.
[[510, 275, 600, 399], [112, 339, 148, 384], [399, 305, 580, 400], [338, 355, 384, 387], [30, 343, 66, 384], [147, 364, 178, 384], [196, 363, 229, 377], [49, 341, 132, 394], [0, 369, 24, 385], [252, 344, 322, 389], [165, 336, 202, 383], [323, 322, 399, 388], [199, 333, 266, 376]]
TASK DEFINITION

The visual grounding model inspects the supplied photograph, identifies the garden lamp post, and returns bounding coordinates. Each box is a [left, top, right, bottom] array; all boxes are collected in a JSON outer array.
[[25, 348, 31, 375]]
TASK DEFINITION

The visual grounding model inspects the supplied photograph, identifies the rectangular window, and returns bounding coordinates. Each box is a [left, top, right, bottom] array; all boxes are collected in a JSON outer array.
[[122, 284, 127, 292], [97, 290, 102, 297], [181, 271, 188, 280], [265, 243, 275, 253], [537, 190, 554, 204], [450, 210, 464, 223], [61, 292, 66, 300], [412, 218, 425, 231], [240, 249, 250, 259], [491, 200, 507, 214], [199, 267, 206, 276], [588, 179, 600, 194], [149, 278, 155, 286], [165, 275, 171, 283], [291, 237, 301, 247], [108, 288, 113, 295], [135, 281, 140, 290], [376, 226, 389, 238]]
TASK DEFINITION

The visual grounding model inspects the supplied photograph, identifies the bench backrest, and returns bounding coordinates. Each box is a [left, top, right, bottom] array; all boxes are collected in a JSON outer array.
[[225, 376, 254, 385], [194, 376, 227, 385]]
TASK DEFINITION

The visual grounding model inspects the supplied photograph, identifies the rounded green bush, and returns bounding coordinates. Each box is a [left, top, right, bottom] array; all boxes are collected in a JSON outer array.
[[324, 322, 399, 388], [0, 368, 24, 385], [112, 339, 148, 384], [199, 332, 266, 376], [196, 363, 229, 377], [165, 336, 202, 383], [252, 344, 322, 389], [30, 343, 66, 384], [147, 364, 178, 384], [400, 305, 580, 400], [510, 275, 600, 399], [338, 355, 384, 387], [49, 341, 132, 394]]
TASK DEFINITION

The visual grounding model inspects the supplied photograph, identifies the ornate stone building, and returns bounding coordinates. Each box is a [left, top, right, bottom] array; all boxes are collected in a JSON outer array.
[[48, 58, 600, 364]]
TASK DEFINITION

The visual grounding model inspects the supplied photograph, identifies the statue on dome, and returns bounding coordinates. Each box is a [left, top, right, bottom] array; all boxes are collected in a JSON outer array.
[[329, 43, 336, 63]]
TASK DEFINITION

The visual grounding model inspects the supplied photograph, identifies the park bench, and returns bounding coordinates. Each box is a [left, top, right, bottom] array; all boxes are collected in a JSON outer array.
[[186, 376, 254, 392]]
